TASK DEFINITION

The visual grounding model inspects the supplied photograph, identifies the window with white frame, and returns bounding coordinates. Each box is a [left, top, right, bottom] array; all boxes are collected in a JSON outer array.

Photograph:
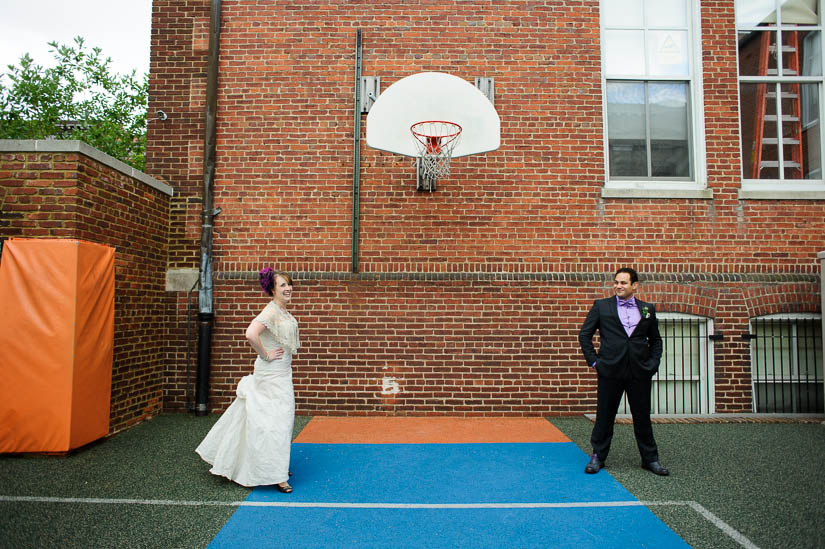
[[619, 313, 715, 415], [749, 314, 823, 413], [737, 0, 825, 190], [600, 0, 706, 191]]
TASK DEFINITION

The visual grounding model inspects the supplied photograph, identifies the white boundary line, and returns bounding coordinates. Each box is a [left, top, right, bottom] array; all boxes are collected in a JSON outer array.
[[0, 496, 645, 509], [642, 500, 760, 549], [0, 496, 758, 548]]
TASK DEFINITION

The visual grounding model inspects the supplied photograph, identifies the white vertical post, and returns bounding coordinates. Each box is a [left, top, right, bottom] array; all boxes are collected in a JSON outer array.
[[816, 252, 825, 425], [819, 250, 825, 423]]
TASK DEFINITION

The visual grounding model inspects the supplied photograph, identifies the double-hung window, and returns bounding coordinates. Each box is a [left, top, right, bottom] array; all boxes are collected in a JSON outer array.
[[749, 315, 823, 413], [737, 0, 825, 199], [600, 0, 708, 198]]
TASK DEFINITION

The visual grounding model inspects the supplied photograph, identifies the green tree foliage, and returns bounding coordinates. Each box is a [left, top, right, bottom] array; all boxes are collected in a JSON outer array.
[[0, 37, 148, 170]]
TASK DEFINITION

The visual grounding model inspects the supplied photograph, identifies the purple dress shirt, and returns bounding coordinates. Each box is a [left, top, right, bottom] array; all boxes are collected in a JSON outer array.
[[617, 296, 641, 336]]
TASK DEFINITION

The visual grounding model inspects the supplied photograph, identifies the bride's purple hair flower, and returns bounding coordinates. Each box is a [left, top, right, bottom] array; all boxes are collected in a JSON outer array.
[[259, 267, 275, 295]]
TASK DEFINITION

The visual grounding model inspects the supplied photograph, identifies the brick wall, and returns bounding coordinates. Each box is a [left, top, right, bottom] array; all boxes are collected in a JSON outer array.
[[0, 142, 172, 432], [149, 0, 825, 416]]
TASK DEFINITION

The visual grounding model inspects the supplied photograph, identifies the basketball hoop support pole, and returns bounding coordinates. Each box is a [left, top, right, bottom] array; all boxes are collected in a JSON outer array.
[[351, 29, 362, 273]]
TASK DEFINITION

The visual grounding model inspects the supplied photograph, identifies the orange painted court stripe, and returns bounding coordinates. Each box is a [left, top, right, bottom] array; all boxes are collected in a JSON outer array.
[[293, 417, 570, 444]]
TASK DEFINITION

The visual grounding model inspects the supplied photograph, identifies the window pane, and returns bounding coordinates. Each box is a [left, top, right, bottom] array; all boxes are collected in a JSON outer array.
[[755, 382, 824, 413], [645, 0, 687, 28], [738, 31, 775, 76], [603, 0, 643, 27], [608, 82, 647, 176], [656, 381, 699, 414], [779, 0, 820, 25], [797, 320, 823, 379], [650, 82, 690, 177], [740, 82, 781, 179], [800, 31, 822, 77], [754, 382, 793, 412], [797, 383, 825, 412], [605, 30, 646, 75], [777, 82, 823, 180], [736, 0, 777, 27], [661, 318, 701, 377], [781, 83, 804, 179], [754, 321, 794, 379], [737, 0, 819, 26], [802, 115, 822, 178], [647, 30, 690, 76]]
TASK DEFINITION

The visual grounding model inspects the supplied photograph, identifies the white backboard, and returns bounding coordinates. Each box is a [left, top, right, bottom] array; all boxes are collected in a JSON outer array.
[[366, 72, 500, 159]]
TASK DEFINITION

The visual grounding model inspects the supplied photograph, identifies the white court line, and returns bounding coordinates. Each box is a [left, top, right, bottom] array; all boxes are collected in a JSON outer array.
[[0, 496, 758, 548], [642, 501, 759, 549], [0, 496, 643, 509]]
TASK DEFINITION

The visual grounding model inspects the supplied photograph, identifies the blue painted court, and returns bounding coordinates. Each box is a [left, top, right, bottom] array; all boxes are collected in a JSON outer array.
[[207, 418, 688, 547]]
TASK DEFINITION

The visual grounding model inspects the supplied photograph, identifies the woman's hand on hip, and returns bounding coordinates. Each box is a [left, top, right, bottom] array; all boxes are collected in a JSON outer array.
[[264, 347, 285, 361]]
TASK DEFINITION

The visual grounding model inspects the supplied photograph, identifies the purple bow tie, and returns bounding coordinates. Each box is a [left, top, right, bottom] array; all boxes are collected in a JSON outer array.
[[618, 298, 636, 308]]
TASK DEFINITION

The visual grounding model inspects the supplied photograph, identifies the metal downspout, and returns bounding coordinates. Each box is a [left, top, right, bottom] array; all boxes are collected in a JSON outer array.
[[352, 29, 362, 274], [195, 0, 221, 416]]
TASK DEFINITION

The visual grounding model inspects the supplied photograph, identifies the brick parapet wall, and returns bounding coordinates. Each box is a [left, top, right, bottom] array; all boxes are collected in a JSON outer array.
[[0, 144, 172, 433], [149, 0, 825, 416]]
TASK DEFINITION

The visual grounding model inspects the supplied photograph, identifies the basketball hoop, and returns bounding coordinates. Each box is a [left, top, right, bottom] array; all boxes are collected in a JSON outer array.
[[410, 120, 462, 179]]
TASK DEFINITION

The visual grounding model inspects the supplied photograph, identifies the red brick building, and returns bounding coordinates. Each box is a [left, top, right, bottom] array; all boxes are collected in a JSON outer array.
[[141, 0, 824, 418]]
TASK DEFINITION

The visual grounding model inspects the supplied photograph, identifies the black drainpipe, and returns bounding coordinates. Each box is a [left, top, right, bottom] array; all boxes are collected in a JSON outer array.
[[195, 0, 222, 416]]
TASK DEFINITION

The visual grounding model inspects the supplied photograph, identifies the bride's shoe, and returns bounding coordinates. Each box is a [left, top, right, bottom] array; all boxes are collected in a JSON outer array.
[[275, 482, 292, 493]]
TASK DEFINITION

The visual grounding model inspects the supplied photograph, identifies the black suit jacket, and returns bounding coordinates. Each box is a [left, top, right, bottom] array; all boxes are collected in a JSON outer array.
[[578, 297, 663, 379]]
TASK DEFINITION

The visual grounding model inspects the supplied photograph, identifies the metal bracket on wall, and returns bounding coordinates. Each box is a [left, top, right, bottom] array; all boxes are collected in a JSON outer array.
[[475, 77, 494, 105], [361, 76, 380, 113], [416, 158, 436, 192]]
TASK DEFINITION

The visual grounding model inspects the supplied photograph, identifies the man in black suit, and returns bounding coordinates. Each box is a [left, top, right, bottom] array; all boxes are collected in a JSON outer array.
[[578, 267, 669, 476]]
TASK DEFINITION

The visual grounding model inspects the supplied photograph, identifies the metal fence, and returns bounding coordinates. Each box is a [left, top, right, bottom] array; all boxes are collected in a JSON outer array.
[[616, 315, 824, 416], [746, 316, 823, 414], [620, 316, 716, 415]]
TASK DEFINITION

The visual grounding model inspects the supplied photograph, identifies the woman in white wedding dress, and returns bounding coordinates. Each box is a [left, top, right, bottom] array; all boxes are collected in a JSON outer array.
[[196, 268, 299, 492]]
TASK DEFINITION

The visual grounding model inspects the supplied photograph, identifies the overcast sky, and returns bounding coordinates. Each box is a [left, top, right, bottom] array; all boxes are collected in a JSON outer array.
[[0, 0, 152, 82]]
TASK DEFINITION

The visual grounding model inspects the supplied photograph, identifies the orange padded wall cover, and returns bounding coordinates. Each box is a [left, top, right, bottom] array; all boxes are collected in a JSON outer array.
[[0, 239, 114, 453]]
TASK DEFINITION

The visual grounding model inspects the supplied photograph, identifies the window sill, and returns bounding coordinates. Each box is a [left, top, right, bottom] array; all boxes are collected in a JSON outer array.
[[738, 186, 825, 200], [601, 182, 713, 199]]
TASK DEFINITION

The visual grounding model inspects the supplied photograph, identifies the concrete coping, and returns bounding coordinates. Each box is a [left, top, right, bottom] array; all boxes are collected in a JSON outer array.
[[585, 413, 825, 424], [0, 139, 173, 197]]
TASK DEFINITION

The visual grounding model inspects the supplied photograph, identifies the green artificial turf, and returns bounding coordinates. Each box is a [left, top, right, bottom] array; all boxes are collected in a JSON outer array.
[[549, 417, 825, 549]]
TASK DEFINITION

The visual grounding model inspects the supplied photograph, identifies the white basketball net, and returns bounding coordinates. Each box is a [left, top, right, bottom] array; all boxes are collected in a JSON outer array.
[[411, 121, 462, 180]]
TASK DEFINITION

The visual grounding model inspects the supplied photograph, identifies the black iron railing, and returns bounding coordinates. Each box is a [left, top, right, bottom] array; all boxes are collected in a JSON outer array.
[[747, 317, 823, 413], [620, 316, 716, 415]]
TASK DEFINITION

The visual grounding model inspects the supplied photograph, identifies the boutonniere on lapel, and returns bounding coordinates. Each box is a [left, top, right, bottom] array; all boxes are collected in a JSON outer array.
[[640, 306, 651, 319]]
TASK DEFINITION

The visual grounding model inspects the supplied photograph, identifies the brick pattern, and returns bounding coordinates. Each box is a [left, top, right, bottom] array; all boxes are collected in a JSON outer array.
[[146, 0, 825, 416], [0, 152, 171, 433]]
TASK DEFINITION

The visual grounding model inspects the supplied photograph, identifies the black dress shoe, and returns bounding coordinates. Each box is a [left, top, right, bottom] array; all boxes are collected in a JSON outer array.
[[641, 461, 670, 476], [585, 453, 603, 474]]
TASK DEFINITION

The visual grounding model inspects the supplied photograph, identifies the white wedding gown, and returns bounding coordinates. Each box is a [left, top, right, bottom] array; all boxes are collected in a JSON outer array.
[[196, 302, 298, 487]]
